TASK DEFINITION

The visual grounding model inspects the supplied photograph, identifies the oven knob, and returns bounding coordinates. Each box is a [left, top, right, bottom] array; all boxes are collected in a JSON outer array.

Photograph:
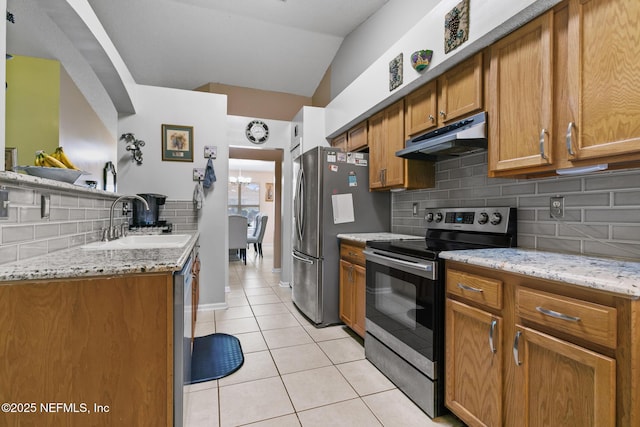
[[435, 212, 443, 222], [425, 212, 434, 222], [490, 212, 503, 225], [477, 212, 489, 225]]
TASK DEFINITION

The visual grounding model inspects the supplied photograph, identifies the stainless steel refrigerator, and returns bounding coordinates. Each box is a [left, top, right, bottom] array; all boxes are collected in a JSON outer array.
[[292, 146, 390, 327]]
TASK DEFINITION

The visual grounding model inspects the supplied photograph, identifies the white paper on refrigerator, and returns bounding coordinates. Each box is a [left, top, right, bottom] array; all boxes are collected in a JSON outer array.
[[331, 193, 355, 224]]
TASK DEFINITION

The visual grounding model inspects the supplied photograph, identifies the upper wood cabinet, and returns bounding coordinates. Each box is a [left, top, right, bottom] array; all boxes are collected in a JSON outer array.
[[369, 100, 435, 191], [347, 121, 368, 152], [564, 0, 640, 161], [438, 52, 484, 125], [488, 12, 554, 173], [369, 100, 406, 189], [330, 133, 347, 151], [405, 53, 484, 139], [405, 80, 438, 137], [489, 0, 640, 177], [330, 122, 368, 152]]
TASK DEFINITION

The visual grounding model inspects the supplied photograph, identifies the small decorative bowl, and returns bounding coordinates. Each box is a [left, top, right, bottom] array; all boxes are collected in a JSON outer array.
[[411, 49, 433, 72]]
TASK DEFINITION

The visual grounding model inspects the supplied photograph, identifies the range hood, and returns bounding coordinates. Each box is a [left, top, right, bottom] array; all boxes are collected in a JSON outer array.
[[396, 111, 487, 160]]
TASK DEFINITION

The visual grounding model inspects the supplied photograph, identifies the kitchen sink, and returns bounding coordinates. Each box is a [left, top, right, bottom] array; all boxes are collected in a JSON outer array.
[[81, 234, 191, 250]]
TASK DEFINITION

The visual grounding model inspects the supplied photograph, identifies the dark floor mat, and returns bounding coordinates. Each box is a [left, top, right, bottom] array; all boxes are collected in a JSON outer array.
[[190, 333, 244, 384]]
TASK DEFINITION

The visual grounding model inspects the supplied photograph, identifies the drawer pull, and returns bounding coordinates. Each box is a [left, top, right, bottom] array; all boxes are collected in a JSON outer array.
[[457, 283, 484, 293], [348, 252, 359, 257], [489, 319, 497, 354], [536, 306, 581, 323]]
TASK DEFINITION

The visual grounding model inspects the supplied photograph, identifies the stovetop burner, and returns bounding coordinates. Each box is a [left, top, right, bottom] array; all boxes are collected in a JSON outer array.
[[368, 207, 517, 260]]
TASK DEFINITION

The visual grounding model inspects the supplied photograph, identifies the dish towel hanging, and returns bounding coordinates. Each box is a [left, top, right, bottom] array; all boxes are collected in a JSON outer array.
[[203, 158, 216, 189], [193, 181, 204, 210]]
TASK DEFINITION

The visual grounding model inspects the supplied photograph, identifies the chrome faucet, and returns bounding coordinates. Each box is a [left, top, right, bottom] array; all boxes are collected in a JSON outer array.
[[104, 195, 149, 241]]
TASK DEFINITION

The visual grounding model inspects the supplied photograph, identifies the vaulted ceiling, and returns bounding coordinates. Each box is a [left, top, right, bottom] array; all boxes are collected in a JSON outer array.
[[85, 0, 391, 97]]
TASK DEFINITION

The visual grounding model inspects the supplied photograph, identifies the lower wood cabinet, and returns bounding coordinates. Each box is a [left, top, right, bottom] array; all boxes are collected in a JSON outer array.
[[445, 261, 637, 427], [339, 241, 366, 337], [446, 299, 502, 427], [0, 273, 174, 427], [513, 325, 615, 426]]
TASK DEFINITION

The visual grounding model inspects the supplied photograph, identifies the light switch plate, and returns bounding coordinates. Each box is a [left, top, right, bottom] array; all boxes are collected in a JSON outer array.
[[204, 146, 217, 159], [0, 189, 8, 219], [41, 194, 51, 219], [193, 168, 205, 181]]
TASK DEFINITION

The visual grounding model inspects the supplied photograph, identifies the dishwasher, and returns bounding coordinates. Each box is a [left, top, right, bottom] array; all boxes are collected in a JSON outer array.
[[173, 254, 193, 427]]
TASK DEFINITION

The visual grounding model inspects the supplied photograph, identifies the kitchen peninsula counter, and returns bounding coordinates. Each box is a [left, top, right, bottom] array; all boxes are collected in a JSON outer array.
[[440, 248, 640, 299], [0, 231, 199, 282]]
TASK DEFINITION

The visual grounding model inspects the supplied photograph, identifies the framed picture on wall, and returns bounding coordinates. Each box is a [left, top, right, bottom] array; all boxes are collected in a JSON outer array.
[[162, 124, 193, 162], [265, 183, 274, 202]]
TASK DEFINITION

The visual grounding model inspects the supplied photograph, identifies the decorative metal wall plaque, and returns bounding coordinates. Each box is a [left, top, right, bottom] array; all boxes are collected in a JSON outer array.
[[445, 0, 470, 54], [389, 53, 403, 91]]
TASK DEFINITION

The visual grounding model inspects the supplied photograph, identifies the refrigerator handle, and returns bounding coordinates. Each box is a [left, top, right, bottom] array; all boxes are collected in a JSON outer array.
[[292, 251, 314, 265], [297, 168, 305, 242]]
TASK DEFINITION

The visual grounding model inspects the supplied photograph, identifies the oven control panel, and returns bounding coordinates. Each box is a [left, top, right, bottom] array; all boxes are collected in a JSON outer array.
[[424, 207, 515, 233]]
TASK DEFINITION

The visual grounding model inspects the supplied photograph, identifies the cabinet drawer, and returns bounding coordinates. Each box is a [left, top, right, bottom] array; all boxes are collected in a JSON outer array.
[[446, 269, 503, 310], [516, 287, 617, 349], [340, 243, 366, 266]]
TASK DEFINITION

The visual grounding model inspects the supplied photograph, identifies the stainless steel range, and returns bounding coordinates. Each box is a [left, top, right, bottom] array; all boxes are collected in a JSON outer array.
[[363, 207, 517, 418]]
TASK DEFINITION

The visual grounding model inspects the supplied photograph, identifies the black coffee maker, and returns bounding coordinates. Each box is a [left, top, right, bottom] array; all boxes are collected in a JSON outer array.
[[131, 193, 167, 227]]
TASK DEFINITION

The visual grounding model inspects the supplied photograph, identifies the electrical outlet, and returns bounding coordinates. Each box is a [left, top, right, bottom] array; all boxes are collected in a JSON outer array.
[[412, 203, 419, 217], [550, 196, 564, 218]]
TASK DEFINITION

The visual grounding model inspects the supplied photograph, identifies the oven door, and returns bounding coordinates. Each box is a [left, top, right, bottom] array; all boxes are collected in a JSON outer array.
[[363, 248, 441, 379]]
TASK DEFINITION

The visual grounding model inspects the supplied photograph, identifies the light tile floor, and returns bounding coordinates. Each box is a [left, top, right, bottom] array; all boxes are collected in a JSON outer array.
[[185, 245, 465, 427]]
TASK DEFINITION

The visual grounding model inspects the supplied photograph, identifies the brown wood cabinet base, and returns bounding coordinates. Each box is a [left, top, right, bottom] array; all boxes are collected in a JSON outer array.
[[339, 241, 367, 337], [0, 274, 173, 427], [445, 261, 639, 427]]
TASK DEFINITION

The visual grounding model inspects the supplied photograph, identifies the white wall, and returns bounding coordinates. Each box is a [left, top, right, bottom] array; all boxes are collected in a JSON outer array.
[[330, 0, 440, 99], [118, 85, 229, 307], [325, 0, 562, 137]]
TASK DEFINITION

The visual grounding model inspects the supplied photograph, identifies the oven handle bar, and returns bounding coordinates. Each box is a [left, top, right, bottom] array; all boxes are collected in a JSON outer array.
[[363, 249, 435, 279]]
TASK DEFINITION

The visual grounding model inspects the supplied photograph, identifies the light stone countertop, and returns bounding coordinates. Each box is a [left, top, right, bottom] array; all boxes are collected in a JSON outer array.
[[440, 248, 640, 299], [0, 232, 200, 282], [337, 232, 423, 244]]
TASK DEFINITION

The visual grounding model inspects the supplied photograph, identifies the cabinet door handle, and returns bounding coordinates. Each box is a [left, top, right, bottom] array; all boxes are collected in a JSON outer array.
[[428, 114, 435, 122], [566, 122, 576, 157], [439, 110, 446, 119], [539, 128, 549, 161], [513, 331, 522, 366], [457, 283, 484, 293], [536, 306, 581, 322], [489, 319, 497, 354]]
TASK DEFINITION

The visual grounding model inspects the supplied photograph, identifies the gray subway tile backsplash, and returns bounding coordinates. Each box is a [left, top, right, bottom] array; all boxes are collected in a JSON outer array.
[[0, 175, 199, 264], [391, 152, 640, 260]]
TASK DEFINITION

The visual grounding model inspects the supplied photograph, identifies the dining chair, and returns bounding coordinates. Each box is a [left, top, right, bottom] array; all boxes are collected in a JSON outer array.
[[228, 214, 248, 264], [247, 215, 268, 257]]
